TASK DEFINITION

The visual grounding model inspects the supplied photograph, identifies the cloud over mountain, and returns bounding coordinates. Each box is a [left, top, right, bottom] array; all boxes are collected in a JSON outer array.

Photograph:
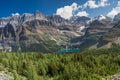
[[12, 13, 20, 16], [56, 2, 78, 19], [56, 0, 110, 19], [82, 0, 110, 9], [107, 1, 120, 18], [76, 11, 89, 17]]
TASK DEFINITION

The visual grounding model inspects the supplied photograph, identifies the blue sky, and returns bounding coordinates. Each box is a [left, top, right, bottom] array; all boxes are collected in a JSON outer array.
[[0, 0, 119, 19]]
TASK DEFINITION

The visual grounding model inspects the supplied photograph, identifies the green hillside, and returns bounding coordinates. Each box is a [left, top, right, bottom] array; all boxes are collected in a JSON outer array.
[[0, 46, 120, 80]]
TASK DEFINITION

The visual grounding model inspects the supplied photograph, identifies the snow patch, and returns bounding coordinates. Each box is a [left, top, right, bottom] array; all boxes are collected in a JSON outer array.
[[77, 26, 85, 32]]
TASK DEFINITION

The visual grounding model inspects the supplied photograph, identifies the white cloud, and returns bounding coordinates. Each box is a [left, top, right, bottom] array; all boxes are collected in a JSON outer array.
[[71, 2, 78, 11], [56, 2, 78, 19], [83, 0, 98, 9], [76, 11, 89, 17], [12, 13, 20, 16], [82, 0, 109, 9], [56, 0, 109, 19], [107, 1, 120, 18], [99, 0, 109, 7]]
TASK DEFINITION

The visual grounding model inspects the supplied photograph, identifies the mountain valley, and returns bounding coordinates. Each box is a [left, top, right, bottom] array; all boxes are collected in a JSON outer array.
[[0, 10, 120, 52]]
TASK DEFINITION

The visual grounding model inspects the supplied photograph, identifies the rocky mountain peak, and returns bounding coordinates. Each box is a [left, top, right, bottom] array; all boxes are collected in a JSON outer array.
[[20, 13, 34, 23], [0, 18, 10, 28], [98, 15, 106, 20], [47, 15, 70, 26], [93, 15, 106, 21], [113, 13, 120, 22], [34, 10, 47, 20], [12, 13, 20, 16], [0, 10, 118, 52], [70, 16, 91, 26], [9, 14, 21, 26]]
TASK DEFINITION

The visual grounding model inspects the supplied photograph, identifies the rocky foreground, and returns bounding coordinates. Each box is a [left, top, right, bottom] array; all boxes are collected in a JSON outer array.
[[103, 73, 120, 80], [0, 71, 13, 80]]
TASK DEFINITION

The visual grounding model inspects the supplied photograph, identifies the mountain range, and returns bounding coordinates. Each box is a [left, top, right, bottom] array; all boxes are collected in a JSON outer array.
[[0, 10, 120, 52]]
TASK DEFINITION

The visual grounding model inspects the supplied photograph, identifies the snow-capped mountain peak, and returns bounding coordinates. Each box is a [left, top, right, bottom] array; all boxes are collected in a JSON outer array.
[[98, 15, 106, 20], [93, 15, 106, 21], [113, 13, 120, 22], [12, 13, 20, 16]]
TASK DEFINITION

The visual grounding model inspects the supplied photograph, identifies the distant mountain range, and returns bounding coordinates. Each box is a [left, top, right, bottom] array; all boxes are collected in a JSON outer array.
[[0, 10, 120, 52]]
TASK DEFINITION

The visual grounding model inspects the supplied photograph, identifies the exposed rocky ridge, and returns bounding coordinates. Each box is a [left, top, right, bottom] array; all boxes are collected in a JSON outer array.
[[0, 11, 119, 52], [95, 21, 120, 48], [47, 15, 70, 26], [0, 11, 47, 28], [0, 71, 13, 80], [102, 73, 120, 80], [113, 13, 120, 22], [71, 19, 114, 49], [70, 16, 91, 26], [0, 11, 83, 52], [94, 15, 112, 21]]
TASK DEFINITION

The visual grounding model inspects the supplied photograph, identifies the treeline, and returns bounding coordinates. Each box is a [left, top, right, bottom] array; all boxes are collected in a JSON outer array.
[[0, 46, 120, 80]]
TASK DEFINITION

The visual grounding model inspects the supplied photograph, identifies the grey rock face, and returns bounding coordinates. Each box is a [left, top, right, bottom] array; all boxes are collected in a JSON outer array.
[[0, 10, 47, 28], [0, 11, 83, 52], [114, 13, 120, 22], [102, 73, 120, 80], [0, 10, 116, 51], [96, 21, 120, 48], [0, 71, 13, 80], [70, 16, 91, 26], [0, 17, 11, 28], [47, 15, 70, 26], [71, 19, 113, 49], [34, 10, 47, 20]]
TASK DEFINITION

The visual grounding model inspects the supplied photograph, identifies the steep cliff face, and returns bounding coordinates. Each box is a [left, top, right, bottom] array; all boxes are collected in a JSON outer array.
[[0, 12, 82, 52], [0, 11, 47, 28], [47, 15, 70, 26], [96, 21, 120, 48], [85, 20, 113, 37], [70, 16, 91, 26], [0, 10, 118, 52], [114, 13, 120, 22], [3, 23, 16, 38], [71, 19, 114, 49]]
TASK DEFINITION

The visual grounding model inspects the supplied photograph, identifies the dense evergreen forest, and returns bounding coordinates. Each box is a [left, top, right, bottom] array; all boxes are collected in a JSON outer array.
[[0, 46, 120, 80]]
